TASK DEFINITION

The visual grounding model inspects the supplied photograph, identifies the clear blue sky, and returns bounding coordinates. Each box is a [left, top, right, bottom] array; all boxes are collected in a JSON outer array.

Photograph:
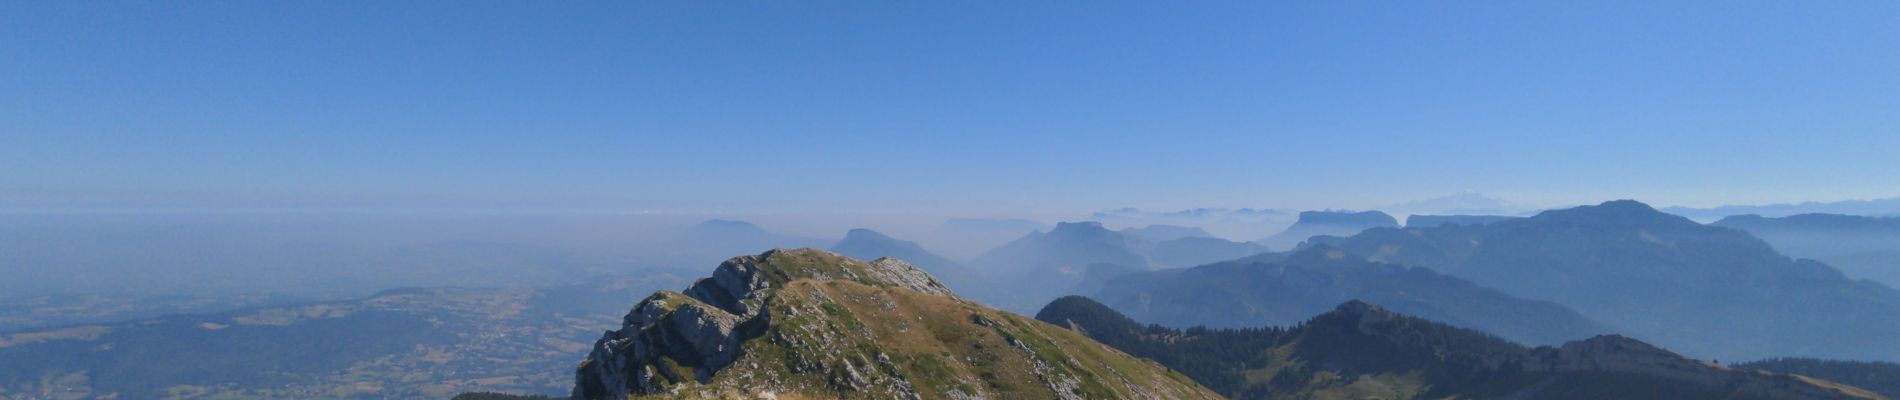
[[5, 1, 1898, 214]]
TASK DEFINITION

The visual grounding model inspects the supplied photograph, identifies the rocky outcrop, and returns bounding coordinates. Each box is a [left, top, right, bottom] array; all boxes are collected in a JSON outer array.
[[574, 291, 748, 400], [862, 258, 957, 297], [575, 249, 949, 399], [573, 248, 1218, 400]]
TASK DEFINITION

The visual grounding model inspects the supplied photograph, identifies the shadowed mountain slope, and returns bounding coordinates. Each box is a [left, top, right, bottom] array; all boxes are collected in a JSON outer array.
[[1736, 358, 1900, 400], [1088, 245, 1613, 346], [970, 222, 1151, 310], [1310, 200, 1900, 362], [1037, 296, 1883, 400], [1714, 213, 1900, 287]]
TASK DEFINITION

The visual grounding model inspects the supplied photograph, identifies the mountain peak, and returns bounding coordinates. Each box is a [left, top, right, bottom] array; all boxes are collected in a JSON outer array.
[[1332, 299, 1383, 315], [1316, 299, 1409, 337], [1561, 334, 1664, 354], [1035, 295, 1133, 328], [1597, 199, 1658, 211], [1530, 199, 1696, 228], [841, 228, 895, 241], [1051, 220, 1108, 232], [1042, 221, 1127, 244], [1579, 199, 1662, 216], [576, 250, 1220, 399]]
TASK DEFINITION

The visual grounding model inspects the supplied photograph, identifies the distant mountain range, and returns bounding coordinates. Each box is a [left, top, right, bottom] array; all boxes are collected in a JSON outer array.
[[1386, 191, 1526, 216], [1088, 207, 1292, 241], [1088, 245, 1613, 346], [1255, 210, 1399, 250], [827, 228, 1021, 309], [1037, 296, 1882, 400], [1144, 236, 1271, 268], [1404, 214, 1519, 227], [679, 219, 1276, 312], [572, 249, 1218, 399], [1119, 224, 1215, 243], [829, 228, 968, 277], [1310, 200, 1900, 362], [973, 221, 1150, 274], [669, 219, 830, 266], [1665, 196, 1900, 221], [939, 217, 1047, 233], [1713, 213, 1900, 287], [31, 206, 1900, 400], [928, 217, 1048, 259], [969, 221, 1151, 310]]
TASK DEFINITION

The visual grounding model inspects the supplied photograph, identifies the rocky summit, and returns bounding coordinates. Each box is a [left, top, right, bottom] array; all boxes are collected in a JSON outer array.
[[573, 248, 1218, 400]]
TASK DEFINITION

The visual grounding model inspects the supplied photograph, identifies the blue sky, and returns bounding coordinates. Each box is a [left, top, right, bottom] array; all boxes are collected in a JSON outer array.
[[4, 1, 1898, 215]]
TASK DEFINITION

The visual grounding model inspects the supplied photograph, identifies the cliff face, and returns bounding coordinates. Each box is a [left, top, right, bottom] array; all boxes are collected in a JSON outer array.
[[574, 249, 1218, 400]]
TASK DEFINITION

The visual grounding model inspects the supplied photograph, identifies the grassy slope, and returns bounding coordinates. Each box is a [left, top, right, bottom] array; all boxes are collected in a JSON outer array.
[[631, 277, 1218, 399]]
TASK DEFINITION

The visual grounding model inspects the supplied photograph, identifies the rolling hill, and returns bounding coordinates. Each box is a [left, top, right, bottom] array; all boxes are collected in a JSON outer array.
[[1037, 296, 1883, 400]]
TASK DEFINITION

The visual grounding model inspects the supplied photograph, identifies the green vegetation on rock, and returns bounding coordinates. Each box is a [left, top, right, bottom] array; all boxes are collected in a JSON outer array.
[[1036, 295, 1886, 400], [573, 248, 1219, 400]]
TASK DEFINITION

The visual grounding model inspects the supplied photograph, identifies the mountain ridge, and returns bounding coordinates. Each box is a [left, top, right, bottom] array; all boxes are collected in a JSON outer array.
[[1310, 200, 1900, 361], [1256, 210, 1398, 250], [1089, 244, 1614, 346], [573, 249, 1218, 399], [1037, 296, 1884, 400], [1712, 213, 1900, 287]]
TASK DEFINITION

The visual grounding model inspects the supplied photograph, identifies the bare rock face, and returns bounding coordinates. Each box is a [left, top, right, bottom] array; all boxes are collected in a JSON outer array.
[[864, 258, 957, 297], [575, 291, 749, 400], [576, 249, 891, 399], [572, 249, 964, 399]]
